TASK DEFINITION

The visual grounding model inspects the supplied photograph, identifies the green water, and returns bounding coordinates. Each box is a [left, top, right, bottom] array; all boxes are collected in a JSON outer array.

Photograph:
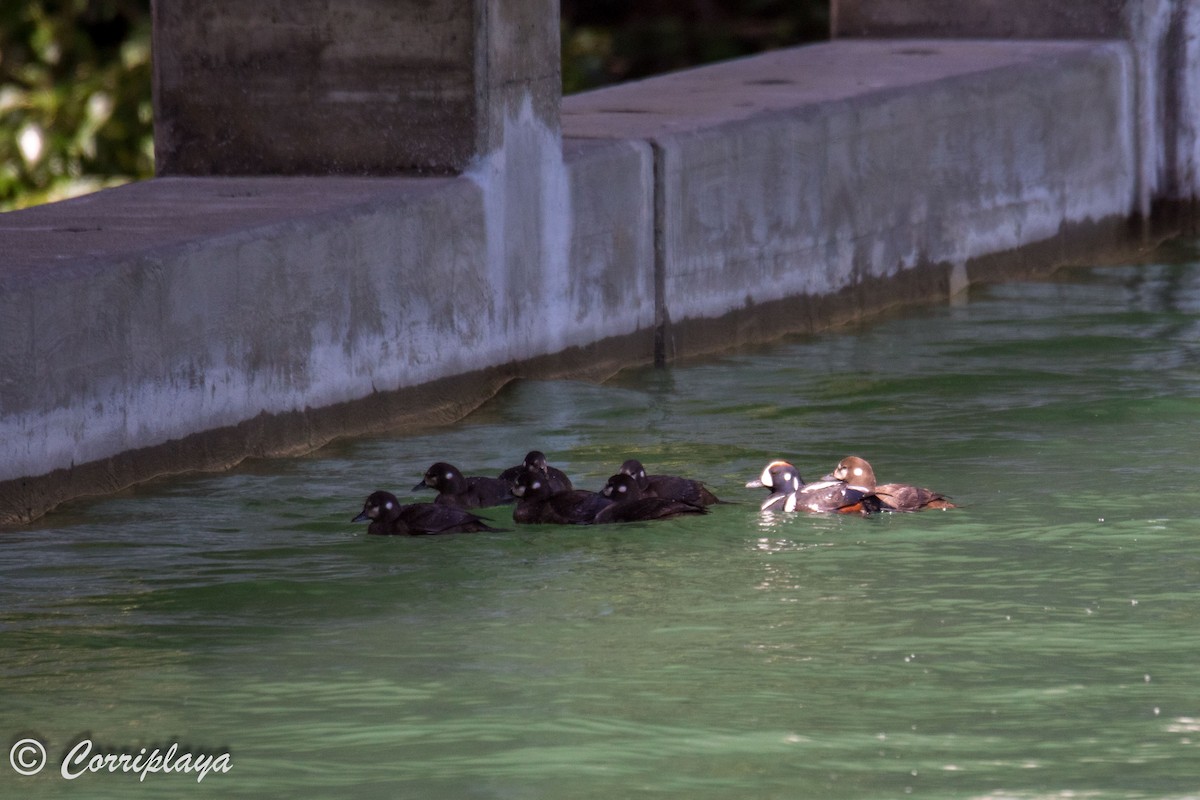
[[4, 245, 1200, 799]]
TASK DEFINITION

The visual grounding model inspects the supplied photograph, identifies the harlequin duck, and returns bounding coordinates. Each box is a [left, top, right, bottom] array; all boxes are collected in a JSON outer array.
[[617, 459, 723, 506], [594, 473, 709, 524], [745, 460, 877, 514], [829, 456, 955, 512], [413, 462, 514, 509], [510, 468, 611, 525], [498, 450, 573, 493], [352, 491, 504, 535]]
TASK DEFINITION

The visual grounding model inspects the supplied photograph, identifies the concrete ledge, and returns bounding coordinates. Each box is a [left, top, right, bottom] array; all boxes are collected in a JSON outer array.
[[831, 1, 1200, 207], [0, 39, 1184, 525], [564, 40, 1138, 329], [0, 138, 654, 523]]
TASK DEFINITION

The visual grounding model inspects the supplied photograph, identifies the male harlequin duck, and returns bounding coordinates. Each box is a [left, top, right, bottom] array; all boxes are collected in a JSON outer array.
[[352, 491, 504, 535], [829, 456, 955, 512], [617, 459, 723, 506], [594, 473, 709, 524], [413, 462, 514, 509], [510, 469, 611, 525], [498, 450, 573, 493], [745, 460, 878, 515]]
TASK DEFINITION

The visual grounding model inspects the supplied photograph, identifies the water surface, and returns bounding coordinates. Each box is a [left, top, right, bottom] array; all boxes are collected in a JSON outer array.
[[4, 243, 1200, 799]]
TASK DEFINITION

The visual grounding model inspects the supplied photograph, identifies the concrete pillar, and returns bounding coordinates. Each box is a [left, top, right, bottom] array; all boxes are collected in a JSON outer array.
[[832, 0, 1200, 206], [151, 0, 561, 175]]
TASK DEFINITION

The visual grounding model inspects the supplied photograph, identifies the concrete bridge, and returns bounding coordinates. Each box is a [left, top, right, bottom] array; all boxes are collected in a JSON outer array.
[[1, 0, 1197, 525]]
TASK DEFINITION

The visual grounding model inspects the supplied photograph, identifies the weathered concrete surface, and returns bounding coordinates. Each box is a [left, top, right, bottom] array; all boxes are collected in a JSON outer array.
[[153, 0, 561, 175], [0, 38, 1186, 525], [833, 0, 1200, 207], [563, 40, 1138, 339], [0, 139, 653, 523]]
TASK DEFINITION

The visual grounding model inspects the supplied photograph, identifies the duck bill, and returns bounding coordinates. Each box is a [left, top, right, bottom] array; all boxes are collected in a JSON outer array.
[[352, 511, 370, 522], [412, 480, 429, 491]]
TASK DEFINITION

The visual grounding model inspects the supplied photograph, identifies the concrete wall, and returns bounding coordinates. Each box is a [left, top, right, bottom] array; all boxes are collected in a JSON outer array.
[[0, 138, 654, 523], [1, 9, 1197, 524], [153, 0, 560, 175], [563, 41, 1136, 348], [833, 0, 1200, 208]]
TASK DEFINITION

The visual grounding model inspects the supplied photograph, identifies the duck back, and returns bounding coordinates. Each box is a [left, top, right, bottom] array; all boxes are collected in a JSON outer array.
[[353, 490, 503, 535]]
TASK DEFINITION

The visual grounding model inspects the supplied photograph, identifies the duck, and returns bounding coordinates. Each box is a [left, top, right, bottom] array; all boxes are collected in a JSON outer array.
[[510, 469, 611, 525], [352, 491, 504, 535], [828, 456, 955, 512], [499, 450, 574, 493], [617, 458, 723, 506], [594, 473, 709, 524], [413, 462, 514, 509], [746, 460, 878, 514]]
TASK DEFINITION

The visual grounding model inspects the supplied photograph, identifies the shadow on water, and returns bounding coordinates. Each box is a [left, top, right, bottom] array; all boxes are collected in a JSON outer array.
[[4, 240, 1200, 798]]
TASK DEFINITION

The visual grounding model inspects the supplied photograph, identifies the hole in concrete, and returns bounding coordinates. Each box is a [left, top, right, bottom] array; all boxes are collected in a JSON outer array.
[[892, 48, 938, 56], [745, 78, 794, 85]]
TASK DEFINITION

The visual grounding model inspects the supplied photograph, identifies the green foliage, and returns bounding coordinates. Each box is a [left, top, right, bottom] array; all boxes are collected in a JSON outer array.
[[562, 0, 829, 94], [0, 0, 153, 210]]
